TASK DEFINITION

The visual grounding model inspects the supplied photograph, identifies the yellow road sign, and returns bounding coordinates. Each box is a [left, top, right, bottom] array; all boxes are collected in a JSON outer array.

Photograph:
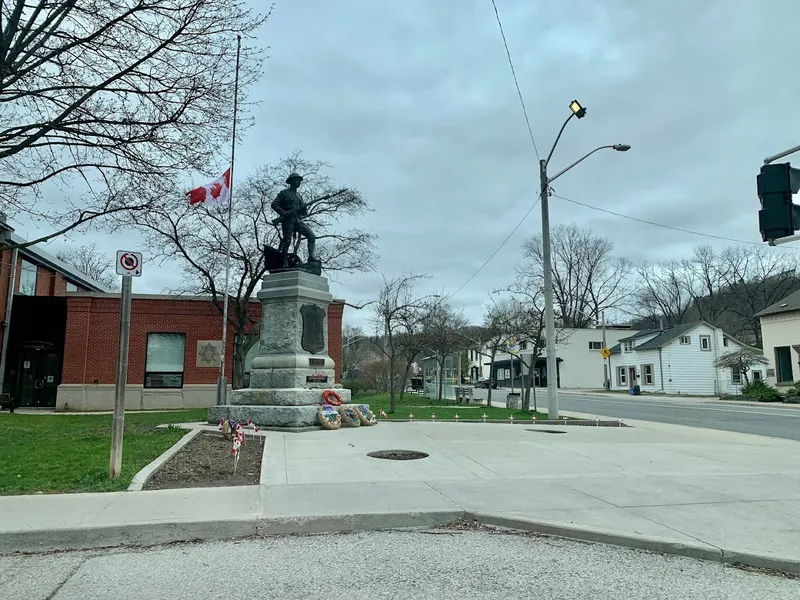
[[600, 347, 612, 359]]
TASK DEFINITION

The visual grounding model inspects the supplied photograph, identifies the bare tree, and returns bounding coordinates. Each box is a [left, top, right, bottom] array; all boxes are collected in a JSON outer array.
[[341, 324, 372, 392], [128, 153, 376, 388], [477, 299, 518, 407], [0, 0, 269, 248], [521, 223, 630, 327], [419, 298, 468, 402], [371, 274, 429, 412], [633, 245, 800, 346], [714, 349, 768, 385], [634, 260, 693, 327], [56, 243, 118, 290], [715, 246, 798, 347]]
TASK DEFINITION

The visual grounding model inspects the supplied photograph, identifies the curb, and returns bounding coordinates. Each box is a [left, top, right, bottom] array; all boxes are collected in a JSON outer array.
[[3, 508, 800, 575], [1, 517, 258, 554], [128, 428, 203, 491]]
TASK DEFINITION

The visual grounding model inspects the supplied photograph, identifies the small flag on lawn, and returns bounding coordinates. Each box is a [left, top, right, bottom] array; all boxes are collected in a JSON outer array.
[[186, 169, 231, 207]]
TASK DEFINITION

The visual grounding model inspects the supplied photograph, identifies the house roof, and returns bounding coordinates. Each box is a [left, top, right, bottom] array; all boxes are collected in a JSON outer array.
[[635, 322, 699, 350], [756, 289, 800, 317], [617, 329, 661, 342]]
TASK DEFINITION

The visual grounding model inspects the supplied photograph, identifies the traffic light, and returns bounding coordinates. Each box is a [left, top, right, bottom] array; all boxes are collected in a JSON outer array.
[[758, 162, 800, 241]]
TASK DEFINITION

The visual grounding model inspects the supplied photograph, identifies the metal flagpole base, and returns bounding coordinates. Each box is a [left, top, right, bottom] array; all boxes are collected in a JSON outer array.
[[216, 376, 229, 406]]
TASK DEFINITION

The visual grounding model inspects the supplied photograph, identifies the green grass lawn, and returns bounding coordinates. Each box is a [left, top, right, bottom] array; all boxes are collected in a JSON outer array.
[[355, 393, 555, 421], [0, 409, 207, 496]]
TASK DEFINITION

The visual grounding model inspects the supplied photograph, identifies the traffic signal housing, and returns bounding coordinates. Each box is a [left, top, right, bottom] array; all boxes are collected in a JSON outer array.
[[758, 162, 800, 241]]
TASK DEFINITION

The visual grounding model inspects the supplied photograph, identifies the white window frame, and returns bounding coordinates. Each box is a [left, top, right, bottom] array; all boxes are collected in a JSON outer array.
[[679, 336, 691, 345], [588, 341, 602, 350], [723, 337, 729, 347], [731, 368, 742, 385], [623, 341, 634, 352], [144, 333, 186, 389], [19, 259, 37, 295], [617, 366, 627, 386], [699, 335, 711, 351], [642, 364, 654, 385]]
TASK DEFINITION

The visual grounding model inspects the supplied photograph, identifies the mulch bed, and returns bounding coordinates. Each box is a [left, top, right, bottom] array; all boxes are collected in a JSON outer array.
[[143, 432, 263, 490]]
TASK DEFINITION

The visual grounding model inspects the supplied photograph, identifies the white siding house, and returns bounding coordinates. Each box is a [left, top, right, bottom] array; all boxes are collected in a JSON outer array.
[[609, 322, 759, 395], [476, 327, 636, 389], [757, 290, 800, 387]]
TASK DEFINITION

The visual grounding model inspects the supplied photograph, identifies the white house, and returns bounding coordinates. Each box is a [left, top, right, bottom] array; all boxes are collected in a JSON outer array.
[[608, 321, 760, 395], [756, 289, 800, 387], [472, 326, 636, 389]]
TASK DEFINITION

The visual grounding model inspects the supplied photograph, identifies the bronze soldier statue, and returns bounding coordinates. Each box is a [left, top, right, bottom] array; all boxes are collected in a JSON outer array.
[[271, 172, 317, 268]]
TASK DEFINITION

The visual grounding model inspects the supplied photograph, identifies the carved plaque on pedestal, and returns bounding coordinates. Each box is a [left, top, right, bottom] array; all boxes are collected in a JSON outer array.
[[300, 304, 325, 354]]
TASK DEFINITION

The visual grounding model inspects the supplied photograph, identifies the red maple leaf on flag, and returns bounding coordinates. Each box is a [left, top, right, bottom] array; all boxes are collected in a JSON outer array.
[[209, 181, 222, 200]]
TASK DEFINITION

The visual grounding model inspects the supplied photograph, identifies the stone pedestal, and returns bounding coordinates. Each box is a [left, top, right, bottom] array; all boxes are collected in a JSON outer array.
[[208, 270, 350, 428]]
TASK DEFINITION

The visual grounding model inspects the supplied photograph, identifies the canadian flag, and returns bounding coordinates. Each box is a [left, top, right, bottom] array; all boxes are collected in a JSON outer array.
[[186, 168, 231, 206]]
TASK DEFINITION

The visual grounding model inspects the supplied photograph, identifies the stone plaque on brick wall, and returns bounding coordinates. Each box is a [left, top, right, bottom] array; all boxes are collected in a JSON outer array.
[[196, 340, 223, 367]]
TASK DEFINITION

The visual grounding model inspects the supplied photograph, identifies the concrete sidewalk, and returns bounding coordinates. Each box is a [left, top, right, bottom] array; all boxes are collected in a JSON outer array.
[[3, 416, 800, 574]]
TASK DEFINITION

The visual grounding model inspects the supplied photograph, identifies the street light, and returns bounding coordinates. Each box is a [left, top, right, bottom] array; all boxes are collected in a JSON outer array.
[[539, 100, 630, 419]]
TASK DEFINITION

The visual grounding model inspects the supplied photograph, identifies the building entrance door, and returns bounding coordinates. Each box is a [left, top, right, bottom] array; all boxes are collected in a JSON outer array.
[[16, 347, 60, 408]]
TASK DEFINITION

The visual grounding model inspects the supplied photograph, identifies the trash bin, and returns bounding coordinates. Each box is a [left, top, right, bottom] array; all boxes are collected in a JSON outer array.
[[506, 393, 521, 409], [629, 385, 641, 396]]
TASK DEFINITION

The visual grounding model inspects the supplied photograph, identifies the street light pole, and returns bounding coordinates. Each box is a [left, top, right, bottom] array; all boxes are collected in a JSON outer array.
[[540, 157, 559, 420], [538, 99, 630, 420]]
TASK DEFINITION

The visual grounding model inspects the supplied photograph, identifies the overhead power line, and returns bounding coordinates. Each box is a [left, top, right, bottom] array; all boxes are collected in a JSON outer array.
[[551, 193, 800, 250], [444, 193, 541, 301], [490, 0, 540, 160]]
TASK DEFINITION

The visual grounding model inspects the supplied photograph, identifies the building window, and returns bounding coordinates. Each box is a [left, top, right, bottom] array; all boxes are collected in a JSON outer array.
[[732, 368, 742, 385], [145, 333, 186, 388], [753, 371, 762, 381], [521, 342, 528, 350], [623, 341, 634, 352], [66, 281, 78, 292], [642, 364, 654, 385], [19, 259, 37, 295], [589, 341, 602, 350], [699, 335, 711, 351], [680, 336, 691, 345], [617, 366, 627, 386], [723, 337, 729, 347], [775, 346, 793, 383]]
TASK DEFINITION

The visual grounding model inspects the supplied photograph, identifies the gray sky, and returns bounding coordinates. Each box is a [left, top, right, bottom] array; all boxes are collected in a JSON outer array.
[[30, 0, 800, 330]]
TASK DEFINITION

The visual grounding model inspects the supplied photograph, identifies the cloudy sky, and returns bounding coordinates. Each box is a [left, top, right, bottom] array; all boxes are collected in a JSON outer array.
[[29, 0, 800, 329]]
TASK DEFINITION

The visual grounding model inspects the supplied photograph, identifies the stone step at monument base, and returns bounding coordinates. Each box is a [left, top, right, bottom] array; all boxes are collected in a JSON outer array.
[[229, 386, 351, 407], [208, 401, 368, 430]]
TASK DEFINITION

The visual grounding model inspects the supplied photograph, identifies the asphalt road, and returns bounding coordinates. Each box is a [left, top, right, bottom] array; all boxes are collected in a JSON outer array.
[[558, 393, 800, 441], [3, 529, 797, 599], [471, 387, 800, 441]]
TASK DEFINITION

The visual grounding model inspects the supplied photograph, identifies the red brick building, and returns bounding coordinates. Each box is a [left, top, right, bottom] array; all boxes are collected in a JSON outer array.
[[57, 294, 345, 411]]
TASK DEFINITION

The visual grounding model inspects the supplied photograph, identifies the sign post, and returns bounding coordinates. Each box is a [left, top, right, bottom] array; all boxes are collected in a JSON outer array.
[[110, 251, 142, 480]]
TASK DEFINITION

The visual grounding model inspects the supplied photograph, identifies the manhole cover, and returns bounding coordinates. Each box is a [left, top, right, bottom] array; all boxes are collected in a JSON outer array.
[[526, 429, 567, 434], [367, 450, 429, 460]]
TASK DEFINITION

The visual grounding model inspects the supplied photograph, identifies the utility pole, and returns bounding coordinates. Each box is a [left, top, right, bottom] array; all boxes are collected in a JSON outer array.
[[110, 275, 132, 479], [540, 158, 559, 420], [601, 311, 608, 389]]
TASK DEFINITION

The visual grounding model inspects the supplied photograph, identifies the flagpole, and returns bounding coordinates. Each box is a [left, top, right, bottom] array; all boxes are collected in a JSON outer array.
[[217, 34, 242, 407]]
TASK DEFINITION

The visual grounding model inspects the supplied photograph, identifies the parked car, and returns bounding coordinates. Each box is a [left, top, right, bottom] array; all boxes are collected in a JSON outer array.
[[474, 377, 497, 389]]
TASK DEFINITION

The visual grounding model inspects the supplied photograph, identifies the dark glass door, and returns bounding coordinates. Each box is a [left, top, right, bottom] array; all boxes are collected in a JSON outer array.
[[17, 349, 60, 408]]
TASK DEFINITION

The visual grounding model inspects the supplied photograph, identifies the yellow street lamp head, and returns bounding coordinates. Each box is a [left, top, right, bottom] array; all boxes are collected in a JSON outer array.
[[569, 99, 586, 119]]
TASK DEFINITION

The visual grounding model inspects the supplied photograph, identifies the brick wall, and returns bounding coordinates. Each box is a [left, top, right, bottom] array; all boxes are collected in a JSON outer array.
[[62, 295, 345, 385], [328, 301, 344, 384]]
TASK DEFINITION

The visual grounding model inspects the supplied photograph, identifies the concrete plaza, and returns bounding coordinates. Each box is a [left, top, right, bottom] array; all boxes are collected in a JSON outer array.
[[2, 415, 800, 573]]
